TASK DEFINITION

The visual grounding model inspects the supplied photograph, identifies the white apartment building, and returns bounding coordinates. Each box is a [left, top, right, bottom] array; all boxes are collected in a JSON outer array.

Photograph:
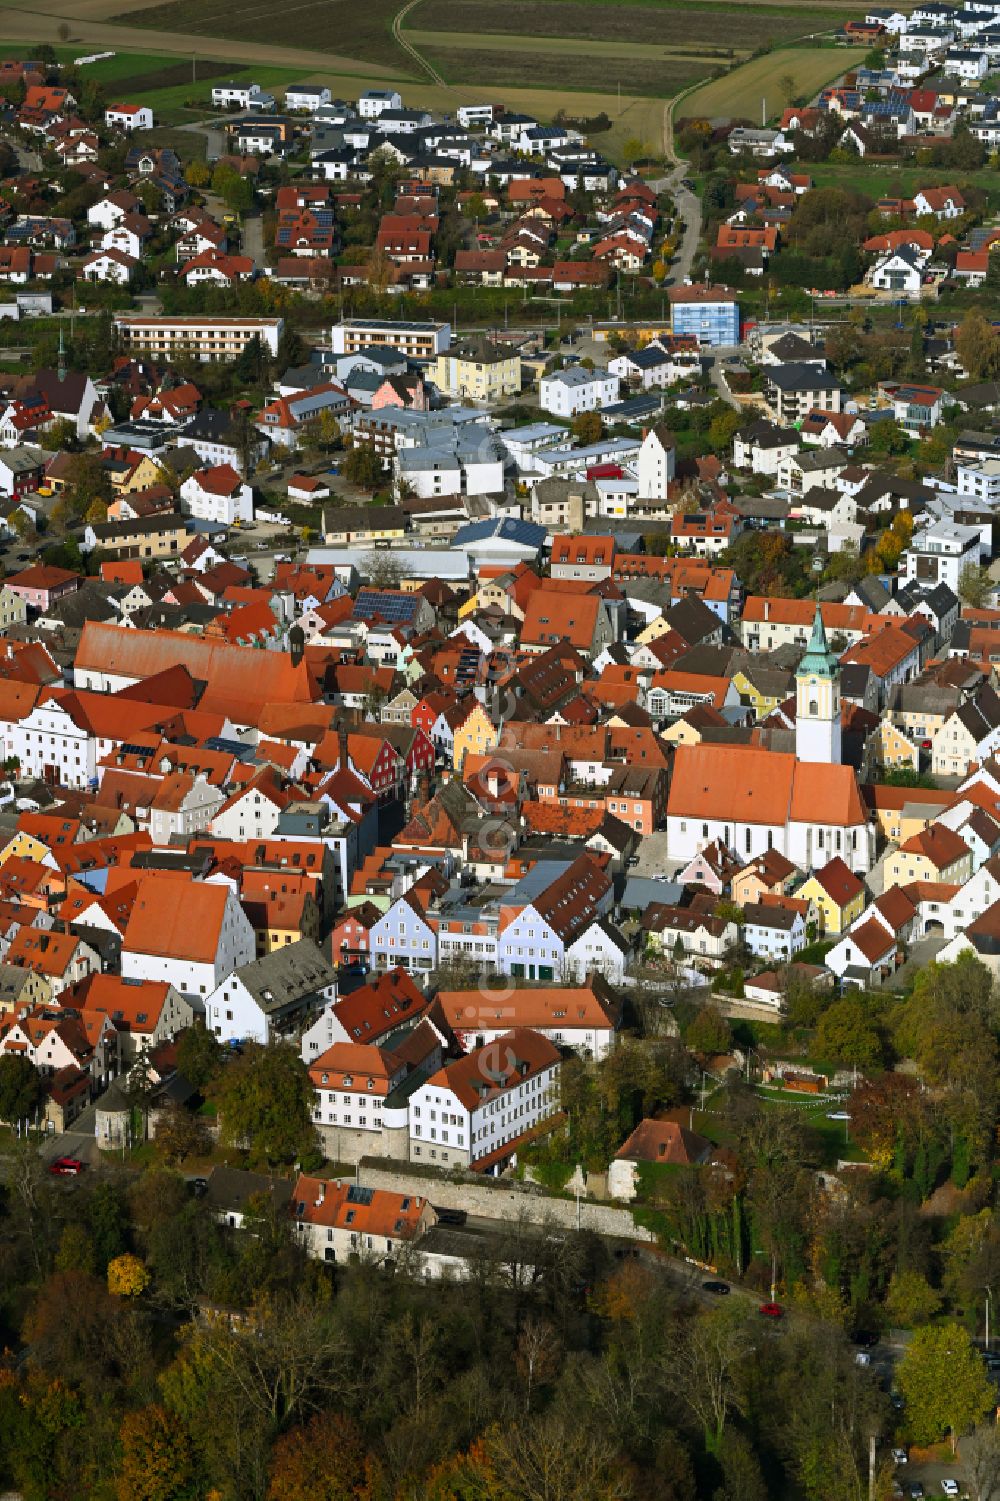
[[407, 1028, 560, 1171], [956, 457, 1000, 506], [113, 315, 283, 362], [330, 318, 450, 359], [901, 520, 981, 595]]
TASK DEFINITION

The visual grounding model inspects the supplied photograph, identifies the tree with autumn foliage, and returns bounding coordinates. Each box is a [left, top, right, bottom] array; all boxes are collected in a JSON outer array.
[[847, 1072, 923, 1173], [267, 1410, 375, 1501], [117, 1403, 194, 1501], [107, 1252, 150, 1298]]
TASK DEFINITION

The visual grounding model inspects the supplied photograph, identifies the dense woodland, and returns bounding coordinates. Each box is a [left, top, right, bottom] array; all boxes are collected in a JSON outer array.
[[0, 956, 996, 1498]]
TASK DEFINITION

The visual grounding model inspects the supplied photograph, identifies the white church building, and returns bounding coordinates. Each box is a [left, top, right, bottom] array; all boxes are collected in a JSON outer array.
[[665, 608, 874, 875]]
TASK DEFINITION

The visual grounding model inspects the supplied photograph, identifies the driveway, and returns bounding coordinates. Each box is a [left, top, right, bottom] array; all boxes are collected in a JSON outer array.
[[889, 933, 947, 992], [707, 350, 742, 409]]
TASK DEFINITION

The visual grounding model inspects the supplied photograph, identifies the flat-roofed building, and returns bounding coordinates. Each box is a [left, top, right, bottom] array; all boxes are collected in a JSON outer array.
[[330, 317, 450, 359], [113, 315, 283, 362]]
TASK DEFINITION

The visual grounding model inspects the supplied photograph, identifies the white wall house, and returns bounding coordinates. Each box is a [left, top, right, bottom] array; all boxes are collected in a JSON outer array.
[[122, 880, 256, 1000], [358, 90, 403, 119], [539, 366, 620, 418], [407, 1029, 560, 1171], [635, 424, 676, 499], [105, 104, 153, 131], [901, 520, 980, 594], [8, 697, 96, 789], [180, 464, 253, 525], [205, 940, 338, 1045]]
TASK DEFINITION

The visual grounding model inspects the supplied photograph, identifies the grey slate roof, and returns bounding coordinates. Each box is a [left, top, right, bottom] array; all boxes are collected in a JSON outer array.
[[234, 937, 337, 1014]]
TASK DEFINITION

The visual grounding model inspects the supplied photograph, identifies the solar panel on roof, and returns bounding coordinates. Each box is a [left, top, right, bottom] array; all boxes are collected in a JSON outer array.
[[353, 590, 418, 624]]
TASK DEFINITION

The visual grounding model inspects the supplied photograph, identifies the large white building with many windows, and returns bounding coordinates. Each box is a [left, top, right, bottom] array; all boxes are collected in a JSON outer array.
[[113, 314, 283, 362], [407, 1028, 560, 1172]]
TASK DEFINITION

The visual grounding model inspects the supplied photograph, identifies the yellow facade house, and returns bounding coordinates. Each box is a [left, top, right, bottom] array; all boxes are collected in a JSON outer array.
[[883, 823, 973, 891], [451, 701, 498, 770], [875, 719, 920, 774], [795, 855, 866, 935], [434, 340, 521, 404]]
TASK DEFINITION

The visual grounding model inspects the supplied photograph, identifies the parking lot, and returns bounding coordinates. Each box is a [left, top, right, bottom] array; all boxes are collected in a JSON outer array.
[[892, 1459, 968, 1500]]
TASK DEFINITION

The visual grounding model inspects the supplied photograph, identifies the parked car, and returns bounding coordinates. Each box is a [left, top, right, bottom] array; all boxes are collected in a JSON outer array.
[[940, 1483, 959, 1498], [758, 1302, 784, 1319], [48, 1156, 84, 1176], [908, 1484, 924, 1500], [891, 1449, 907, 1466], [702, 1281, 730, 1296]]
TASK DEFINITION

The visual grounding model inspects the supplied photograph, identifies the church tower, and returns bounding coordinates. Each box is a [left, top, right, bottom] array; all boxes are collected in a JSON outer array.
[[795, 605, 841, 764]]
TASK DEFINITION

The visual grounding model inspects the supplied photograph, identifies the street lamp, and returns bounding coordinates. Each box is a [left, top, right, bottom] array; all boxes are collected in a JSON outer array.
[[986, 1287, 993, 1352]]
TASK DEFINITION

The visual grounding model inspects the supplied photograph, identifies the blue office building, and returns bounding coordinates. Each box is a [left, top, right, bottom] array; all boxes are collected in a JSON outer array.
[[669, 287, 740, 347]]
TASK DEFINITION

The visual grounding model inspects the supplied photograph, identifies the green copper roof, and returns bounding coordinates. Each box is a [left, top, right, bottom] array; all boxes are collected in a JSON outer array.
[[797, 605, 838, 680]]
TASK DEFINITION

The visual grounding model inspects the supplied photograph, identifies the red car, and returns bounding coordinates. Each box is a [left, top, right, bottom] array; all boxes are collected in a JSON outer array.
[[759, 1302, 784, 1319], [48, 1156, 84, 1176]]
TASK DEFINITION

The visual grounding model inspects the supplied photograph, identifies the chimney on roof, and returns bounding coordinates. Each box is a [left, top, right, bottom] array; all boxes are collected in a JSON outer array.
[[316, 1182, 325, 1205], [338, 726, 349, 773]]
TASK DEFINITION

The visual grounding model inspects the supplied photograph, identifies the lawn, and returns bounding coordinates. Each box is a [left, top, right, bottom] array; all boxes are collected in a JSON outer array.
[[805, 160, 1000, 203], [682, 45, 849, 121]]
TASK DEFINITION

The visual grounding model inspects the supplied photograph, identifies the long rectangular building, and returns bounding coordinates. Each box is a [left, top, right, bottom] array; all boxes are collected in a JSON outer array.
[[330, 317, 450, 359], [113, 315, 283, 362]]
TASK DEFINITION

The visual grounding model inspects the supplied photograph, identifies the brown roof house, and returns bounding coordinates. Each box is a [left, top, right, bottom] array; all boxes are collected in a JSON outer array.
[[608, 1118, 711, 1201]]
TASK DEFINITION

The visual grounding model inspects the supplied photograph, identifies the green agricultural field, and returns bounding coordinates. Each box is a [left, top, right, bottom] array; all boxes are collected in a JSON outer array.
[[681, 45, 849, 120]]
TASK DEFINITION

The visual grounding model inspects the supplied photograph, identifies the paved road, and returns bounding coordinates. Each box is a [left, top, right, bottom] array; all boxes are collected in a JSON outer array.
[[708, 349, 742, 409]]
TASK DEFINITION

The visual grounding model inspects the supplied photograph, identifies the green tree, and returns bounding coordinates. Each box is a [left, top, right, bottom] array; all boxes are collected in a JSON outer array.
[[685, 1005, 732, 1058], [959, 562, 993, 607], [343, 441, 383, 491], [210, 1043, 317, 1168], [814, 995, 884, 1069], [674, 1303, 754, 1456], [884, 1268, 941, 1328], [87, 1178, 130, 1272], [66, 450, 113, 522], [708, 406, 743, 452], [0, 1054, 43, 1125], [896, 1322, 994, 1447], [175, 1023, 224, 1089], [868, 417, 910, 456]]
